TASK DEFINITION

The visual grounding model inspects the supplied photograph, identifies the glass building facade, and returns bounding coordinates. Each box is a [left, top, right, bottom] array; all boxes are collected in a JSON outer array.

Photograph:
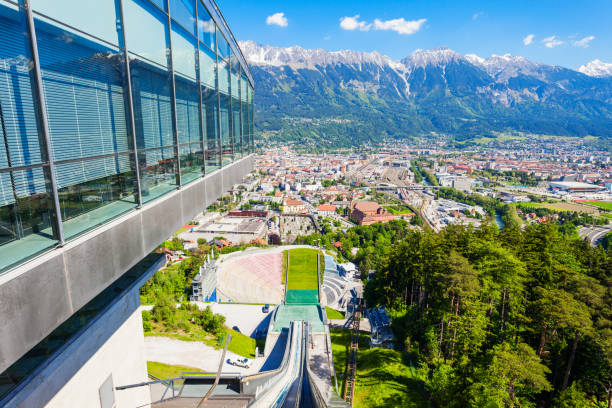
[[0, 0, 254, 273]]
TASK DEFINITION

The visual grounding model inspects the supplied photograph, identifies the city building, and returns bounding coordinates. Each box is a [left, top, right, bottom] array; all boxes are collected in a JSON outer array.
[[350, 201, 396, 225], [191, 216, 266, 244], [283, 198, 306, 214], [549, 181, 606, 193], [0, 0, 253, 406], [316, 203, 337, 216]]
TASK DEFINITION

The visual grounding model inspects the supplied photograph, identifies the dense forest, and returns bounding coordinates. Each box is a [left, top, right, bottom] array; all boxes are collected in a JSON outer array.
[[361, 223, 612, 407]]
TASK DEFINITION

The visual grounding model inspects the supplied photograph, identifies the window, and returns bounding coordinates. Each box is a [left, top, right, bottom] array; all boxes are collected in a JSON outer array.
[[31, 0, 120, 46], [171, 22, 197, 79], [0, 2, 57, 272], [35, 19, 131, 161], [216, 31, 229, 60], [175, 75, 200, 145], [197, 2, 215, 52], [202, 85, 219, 173], [138, 147, 177, 203], [169, 0, 196, 35], [129, 59, 174, 150], [123, 0, 169, 67], [199, 45, 216, 89]]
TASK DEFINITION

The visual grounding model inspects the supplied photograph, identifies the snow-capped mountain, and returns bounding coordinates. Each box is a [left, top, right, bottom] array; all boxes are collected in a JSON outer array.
[[400, 47, 465, 69], [239, 40, 403, 70], [578, 59, 612, 78], [240, 42, 612, 145]]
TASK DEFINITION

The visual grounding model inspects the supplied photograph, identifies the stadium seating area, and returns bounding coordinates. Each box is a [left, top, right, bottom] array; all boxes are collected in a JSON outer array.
[[217, 252, 283, 303], [322, 255, 349, 308]]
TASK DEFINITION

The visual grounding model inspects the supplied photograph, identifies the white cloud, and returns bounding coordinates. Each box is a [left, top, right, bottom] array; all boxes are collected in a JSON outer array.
[[542, 35, 564, 48], [373, 17, 427, 35], [572, 35, 595, 48], [523, 34, 535, 46], [472, 12, 483, 20], [266, 12, 288, 27], [339, 15, 371, 31]]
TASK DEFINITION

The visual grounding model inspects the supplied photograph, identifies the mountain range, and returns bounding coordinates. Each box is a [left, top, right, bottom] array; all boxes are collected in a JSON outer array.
[[239, 41, 612, 147]]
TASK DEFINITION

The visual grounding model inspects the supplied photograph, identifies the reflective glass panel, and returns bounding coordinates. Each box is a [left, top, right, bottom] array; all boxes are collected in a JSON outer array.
[[199, 45, 216, 89], [202, 85, 219, 173], [242, 99, 248, 154], [149, 0, 167, 12], [0, 3, 44, 169], [55, 155, 138, 239], [218, 59, 229, 95], [197, 2, 215, 52], [219, 92, 231, 166], [169, 0, 196, 35], [230, 55, 240, 97], [171, 22, 197, 79], [217, 31, 229, 60], [0, 166, 57, 273], [241, 74, 248, 102], [138, 147, 177, 202], [129, 58, 174, 150], [35, 18, 130, 162], [123, 0, 169, 67], [232, 97, 241, 159], [179, 142, 202, 184], [31, 0, 120, 46], [249, 86, 254, 150], [175, 75, 200, 145]]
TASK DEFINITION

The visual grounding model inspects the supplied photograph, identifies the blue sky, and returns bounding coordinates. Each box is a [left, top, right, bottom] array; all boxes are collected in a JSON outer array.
[[218, 0, 612, 68]]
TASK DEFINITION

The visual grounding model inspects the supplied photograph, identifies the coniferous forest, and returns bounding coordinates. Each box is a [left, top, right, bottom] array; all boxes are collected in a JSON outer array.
[[362, 223, 612, 407]]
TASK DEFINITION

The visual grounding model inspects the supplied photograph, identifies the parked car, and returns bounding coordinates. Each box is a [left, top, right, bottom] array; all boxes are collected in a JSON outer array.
[[227, 357, 250, 369], [262, 304, 270, 313]]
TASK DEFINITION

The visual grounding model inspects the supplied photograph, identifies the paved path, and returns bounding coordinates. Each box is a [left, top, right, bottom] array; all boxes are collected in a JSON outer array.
[[145, 336, 264, 376]]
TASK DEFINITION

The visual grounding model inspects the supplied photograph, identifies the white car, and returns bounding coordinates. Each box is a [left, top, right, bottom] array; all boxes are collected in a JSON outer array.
[[227, 357, 250, 369]]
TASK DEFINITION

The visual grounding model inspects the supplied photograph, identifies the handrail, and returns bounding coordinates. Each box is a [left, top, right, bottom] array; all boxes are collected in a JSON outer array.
[[242, 321, 296, 403]]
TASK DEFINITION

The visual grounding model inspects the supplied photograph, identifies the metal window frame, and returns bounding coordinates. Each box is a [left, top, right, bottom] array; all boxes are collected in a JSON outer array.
[[194, 0, 206, 177], [117, 1, 143, 207], [23, 0, 65, 246], [165, 0, 181, 187], [214, 25, 222, 168]]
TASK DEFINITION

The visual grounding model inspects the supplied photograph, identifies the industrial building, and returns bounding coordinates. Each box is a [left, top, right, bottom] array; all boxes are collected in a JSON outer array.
[[549, 181, 606, 193]]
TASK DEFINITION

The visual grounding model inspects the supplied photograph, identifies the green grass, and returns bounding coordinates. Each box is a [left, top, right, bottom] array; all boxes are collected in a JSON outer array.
[[286, 248, 319, 291], [146, 327, 257, 358], [330, 328, 429, 408], [383, 205, 415, 215], [326, 307, 345, 320], [147, 361, 206, 380], [584, 201, 612, 211]]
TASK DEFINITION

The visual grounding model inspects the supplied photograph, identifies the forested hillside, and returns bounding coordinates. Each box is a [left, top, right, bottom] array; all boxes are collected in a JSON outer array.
[[363, 223, 612, 407]]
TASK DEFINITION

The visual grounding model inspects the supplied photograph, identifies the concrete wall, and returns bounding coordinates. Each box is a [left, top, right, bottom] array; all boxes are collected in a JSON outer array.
[[0, 155, 254, 374], [3, 286, 149, 408]]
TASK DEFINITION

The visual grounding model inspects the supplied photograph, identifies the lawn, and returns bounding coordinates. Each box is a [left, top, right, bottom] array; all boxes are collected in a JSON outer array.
[[146, 324, 257, 358], [584, 201, 612, 211], [286, 248, 319, 291], [326, 307, 345, 320], [147, 361, 206, 379], [383, 205, 415, 215], [516, 201, 600, 214], [330, 328, 430, 408]]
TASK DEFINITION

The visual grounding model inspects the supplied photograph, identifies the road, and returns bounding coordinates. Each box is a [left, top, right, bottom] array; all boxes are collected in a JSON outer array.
[[578, 225, 612, 246]]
